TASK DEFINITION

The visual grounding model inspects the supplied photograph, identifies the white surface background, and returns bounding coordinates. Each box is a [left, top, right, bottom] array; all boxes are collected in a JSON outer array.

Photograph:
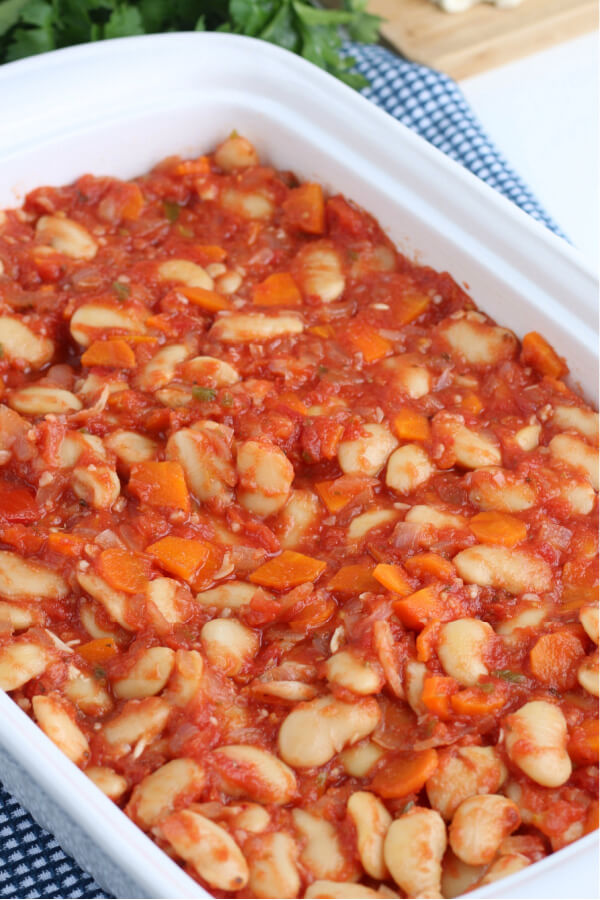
[[462, 31, 598, 269]]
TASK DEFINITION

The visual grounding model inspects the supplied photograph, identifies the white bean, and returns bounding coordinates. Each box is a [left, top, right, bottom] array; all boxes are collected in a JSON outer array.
[[9, 386, 82, 415], [126, 758, 205, 829], [453, 545, 552, 595], [549, 433, 599, 490], [146, 578, 186, 628], [237, 439, 294, 516], [304, 882, 388, 899], [580, 605, 599, 644], [340, 740, 386, 777], [338, 424, 398, 477], [477, 853, 530, 885], [296, 241, 345, 303], [158, 809, 248, 891], [514, 423, 541, 451], [165, 649, 205, 707], [70, 303, 147, 348], [468, 467, 536, 512], [64, 670, 113, 715], [136, 344, 188, 392], [36, 215, 97, 260], [450, 422, 502, 469], [79, 602, 119, 640], [0, 551, 67, 601], [449, 794, 521, 865], [32, 693, 89, 765], [437, 618, 494, 686], [211, 313, 303, 343], [85, 766, 128, 801], [552, 405, 599, 442], [183, 355, 240, 386], [505, 700, 571, 787], [201, 618, 259, 676], [405, 505, 466, 530], [386, 444, 433, 495], [0, 317, 54, 368], [77, 571, 132, 630], [577, 650, 599, 696], [0, 640, 51, 690], [211, 744, 297, 804], [105, 430, 158, 465], [277, 489, 320, 549], [0, 601, 40, 631], [248, 831, 300, 899], [426, 746, 507, 821], [71, 465, 120, 509], [221, 188, 274, 221], [167, 422, 235, 508], [102, 697, 171, 751], [381, 355, 432, 399], [112, 646, 175, 699], [196, 580, 261, 610], [347, 509, 398, 542], [437, 312, 517, 367], [347, 791, 391, 879], [278, 695, 380, 768], [157, 258, 213, 290], [383, 807, 446, 899], [214, 135, 258, 172], [325, 650, 384, 695], [292, 808, 350, 881], [441, 851, 485, 899], [59, 431, 106, 467]]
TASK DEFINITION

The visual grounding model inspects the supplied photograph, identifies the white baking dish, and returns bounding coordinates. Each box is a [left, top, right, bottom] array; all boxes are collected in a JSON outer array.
[[0, 32, 597, 900]]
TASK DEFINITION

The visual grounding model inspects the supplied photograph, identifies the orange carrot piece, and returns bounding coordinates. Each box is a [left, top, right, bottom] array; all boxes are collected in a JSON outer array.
[[373, 563, 413, 597], [249, 550, 327, 590], [371, 748, 439, 798], [393, 585, 448, 630], [521, 331, 568, 378], [96, 547, 152, 595], [422, 675, 458, 720], [315, 478, 362, 513], [174, 156, 211, 176], [252, 272, 302, 307], [194, 244, 227, 262], [118, 183, 145, 220], [129, 461, 190, 512], [416, 620, 441, 663], [461, 392, 484, 415], [469, 511, 528, 547], [568, 718, 600, 766], [78, 637, 119, 665], [404, 552, 456, 582], [344, 321, 393, 363], [146, 536, 210, 581], [327, 564, 379, 595], [530, 630, 586, 689], [396, 293, 430, 325], [561, 585, 599, 610], [282, 183, 326, 235], [308, 324, 335, 339], [288, 596, 337, 631], [81, 339, 136, 369], [178, 286, 232, 311], [450, 686, 507, 717], [47, 532, 87, 558], [275, 392, 309, 416], [393, 408, 431, 442]]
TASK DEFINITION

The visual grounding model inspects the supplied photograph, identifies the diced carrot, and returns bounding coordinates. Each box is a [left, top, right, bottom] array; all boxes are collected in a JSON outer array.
[[276, 392, 309, 416], [404, 553, 456, 582], [194, 244, 227, 263], [568, 718, 599, 766], [77, 637, 119, 665], [469, 511, 527, 547], [373, 563, 413, 597], [282, 183, 326, 234], [47, 531, 87, 558], [393, 409, 431, 442], [122, 334, 159, 346], [422, 675, 458, 720], [450, 686, 507, 717], [173, 156, 211, 177], [343, 321, 393, 363], [393, 585, 450, 630], [530, 630, 586, 689], [416, 620, 441, 662], [461, 392, 484, 414], [371, 748, 439, 798], [96, 547, 152, 594], [521, 331, 568, 378], [561, 585, 599, 610], [0, 481, 38, 523], [252, 272, 302, 307], [327, 564, 379, 595], [119, 183, 145, 220], [81, 339, 136, 369], [288, 596, 337, 631], [396, 293, 430, 325], [315, 478, 362, 513], [146, 535, 211, 581], [308, 324, 335, 339], [145, 314, 176, 335], [128, 461, 190, 512], [249, 550, 327, 590], [178, 286, 232, 311]]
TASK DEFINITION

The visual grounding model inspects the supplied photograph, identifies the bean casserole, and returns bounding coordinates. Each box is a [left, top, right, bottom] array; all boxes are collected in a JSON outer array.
[[0, 135, 597, 899]]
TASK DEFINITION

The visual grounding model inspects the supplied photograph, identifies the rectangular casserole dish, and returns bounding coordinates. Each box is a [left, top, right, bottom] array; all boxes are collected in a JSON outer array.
[[0, 32, 597, 900]]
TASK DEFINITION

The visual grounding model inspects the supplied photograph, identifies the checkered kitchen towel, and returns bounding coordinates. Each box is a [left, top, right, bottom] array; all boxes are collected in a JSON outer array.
[[0, 41, 564, 900]]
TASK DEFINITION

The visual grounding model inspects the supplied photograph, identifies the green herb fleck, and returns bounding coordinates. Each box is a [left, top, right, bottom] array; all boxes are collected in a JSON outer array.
[[221, 393, 234, 407], [400, 800, 415, 815], [493, 669, 526, 683], [94, 666, 106, 680], [192, 386, 217, 403], [0, 342, 4, 359], [113, 280, 130, 301], [480, 682, 496, 693], [177, 224, 193, 238], [163, 200, 180, 223], [318, 364, 328, 375]]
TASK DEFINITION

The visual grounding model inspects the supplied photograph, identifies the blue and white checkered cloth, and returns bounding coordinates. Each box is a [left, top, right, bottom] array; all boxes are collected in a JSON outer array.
[[0, 42, 564, 900]]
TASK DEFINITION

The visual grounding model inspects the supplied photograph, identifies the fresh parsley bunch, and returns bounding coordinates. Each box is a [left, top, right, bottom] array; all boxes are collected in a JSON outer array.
[[0, 0, 381, 87]]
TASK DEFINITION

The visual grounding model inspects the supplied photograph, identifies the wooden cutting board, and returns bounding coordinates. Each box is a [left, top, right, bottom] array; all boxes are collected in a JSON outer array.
[[366, 0, 598, 80]]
